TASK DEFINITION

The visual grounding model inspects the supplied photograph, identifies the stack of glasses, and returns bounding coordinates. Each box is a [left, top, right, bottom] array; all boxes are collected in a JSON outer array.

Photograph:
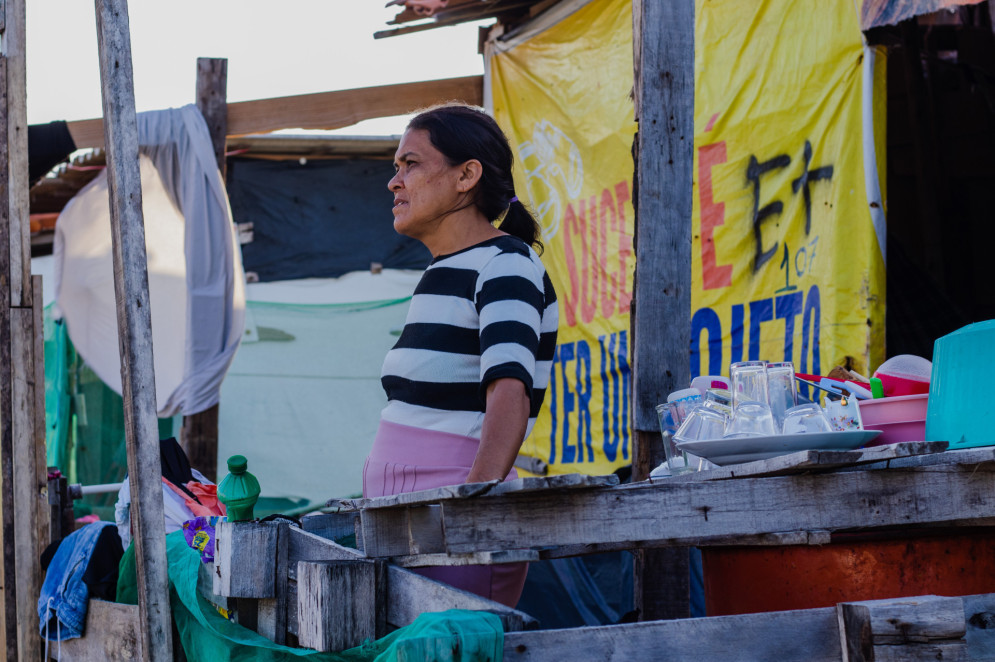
[[654, 361, 835, 476]]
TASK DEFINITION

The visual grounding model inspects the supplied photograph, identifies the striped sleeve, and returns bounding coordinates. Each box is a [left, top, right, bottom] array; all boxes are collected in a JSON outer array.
[[475, 248, 545, 401]]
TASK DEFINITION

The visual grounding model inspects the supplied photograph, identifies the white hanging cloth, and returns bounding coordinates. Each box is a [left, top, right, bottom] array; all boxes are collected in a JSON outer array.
[[53, 104, 245, 416]]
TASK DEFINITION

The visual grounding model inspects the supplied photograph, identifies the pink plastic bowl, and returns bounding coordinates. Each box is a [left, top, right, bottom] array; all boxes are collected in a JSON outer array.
[[860, 394, 929, 446]]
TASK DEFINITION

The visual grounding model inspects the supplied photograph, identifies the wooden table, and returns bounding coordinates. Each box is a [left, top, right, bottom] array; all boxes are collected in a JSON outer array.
[[206, 441, 995, 660]]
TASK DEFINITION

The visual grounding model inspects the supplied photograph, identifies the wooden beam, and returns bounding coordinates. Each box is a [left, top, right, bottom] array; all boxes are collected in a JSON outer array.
[[65, 75, 484, 149], [58, 600, 141, 662], [11, 304, 41, 661], [0, 52, 16, 662], [297, 560, 378, 652], [195, 57, 228, 176], [371, 460, 995, 556], [631, 0, 695, 622], [93, 1, 172, 660], [4, 0, 29, 309], [504, 607, 843, 661]]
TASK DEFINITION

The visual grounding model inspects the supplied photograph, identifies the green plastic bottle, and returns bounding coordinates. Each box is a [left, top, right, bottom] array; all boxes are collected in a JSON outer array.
[[217, 455, 261, 522]]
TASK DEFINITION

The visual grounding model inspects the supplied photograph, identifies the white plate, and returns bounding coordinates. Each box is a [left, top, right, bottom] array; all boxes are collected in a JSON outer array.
[[675, 430, 882, 466]]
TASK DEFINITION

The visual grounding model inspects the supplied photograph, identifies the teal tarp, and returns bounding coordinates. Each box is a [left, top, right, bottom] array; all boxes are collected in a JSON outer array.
[[118, 532, 504, 662]]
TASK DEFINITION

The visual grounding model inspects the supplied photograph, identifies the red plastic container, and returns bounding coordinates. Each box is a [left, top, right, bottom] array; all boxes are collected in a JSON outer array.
[[859, 394, 928, 446]]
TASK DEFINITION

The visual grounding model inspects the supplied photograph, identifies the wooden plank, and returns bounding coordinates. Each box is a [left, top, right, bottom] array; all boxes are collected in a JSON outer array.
[[297, 561, 377, 652], [434, 462, 995, 554], [179, 404, 218, 483], [194, 57, 228, 175], [282, 527, 536, 631], [214, 521, 278, 597], [837, 602, 873, 662], [630, 0, 693, 434], [504, 607, 842, 661], [390, 549, 539, 568], [385, 564, 537, 632], [59, 600, 141, 662], [340, 473, 618, 513], [332, 480, 500, 512], [665, 441, 951, 483], [66, 76, 485, 149], [4, 0, 29, 309], [94, 2, 172, 659], [272, 522, 290, 645], [857, 595, 965, 644], [32, 276, 49, 554], [11, 305, 40, 661], [299, 511, 360, 544], [963, 593, 995, 661], [0, 53, 13, 661], [873, 642, 969, 661]]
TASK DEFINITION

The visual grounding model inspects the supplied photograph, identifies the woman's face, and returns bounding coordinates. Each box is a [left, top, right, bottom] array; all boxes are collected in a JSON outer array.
[[388, 128, 464, 241]]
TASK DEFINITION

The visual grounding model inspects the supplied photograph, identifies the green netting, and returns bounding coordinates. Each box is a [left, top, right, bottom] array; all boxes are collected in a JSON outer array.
[[43, 306, 178, 521], [117, 532, 504, 661]]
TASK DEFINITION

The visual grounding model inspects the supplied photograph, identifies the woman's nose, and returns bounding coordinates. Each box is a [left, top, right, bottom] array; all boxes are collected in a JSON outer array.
[[388, 172, 402, 191]]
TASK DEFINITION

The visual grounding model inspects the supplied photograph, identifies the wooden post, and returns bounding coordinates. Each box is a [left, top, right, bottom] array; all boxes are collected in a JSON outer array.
[[179, 57, 229, 481], [0, 52, 16, 662], [195, 57, 228, 177], [94, 0, 173, 659], [297, 561, 378, 652], [631, 0, 694, 620]]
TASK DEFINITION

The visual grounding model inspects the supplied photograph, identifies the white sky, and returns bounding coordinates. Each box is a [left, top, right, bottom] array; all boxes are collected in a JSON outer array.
[[25, 1, 487, 134]]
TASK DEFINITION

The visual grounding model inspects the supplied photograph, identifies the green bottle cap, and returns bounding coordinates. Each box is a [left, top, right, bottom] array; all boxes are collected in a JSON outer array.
[[870, 377, 885, 399], [227, 455, 248, 474]]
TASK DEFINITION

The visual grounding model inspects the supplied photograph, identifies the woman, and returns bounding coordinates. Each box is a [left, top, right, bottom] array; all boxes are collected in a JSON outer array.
[[363, 104, 558, 608]]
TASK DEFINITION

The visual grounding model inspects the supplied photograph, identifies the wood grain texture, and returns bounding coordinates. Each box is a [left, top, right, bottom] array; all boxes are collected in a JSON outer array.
[[504, 607, 842, 661], [436, 462, 995, 553], [837, 602, 873, 662], [94, 1, 172, 658], [297, 561, 376, 652], [630, 0, 693, 433], [11, 305, 40, 661], [66, 75, 485, 149], [214, 521, 278, 597], [195, 57, 228, 175], [858, 595, 966, 644], [31, 276, 49, 557], [0, 53, 16, 662], [59, 600, 141, 662], [662, 441, 951, 483], [4, 0, 29, 309]]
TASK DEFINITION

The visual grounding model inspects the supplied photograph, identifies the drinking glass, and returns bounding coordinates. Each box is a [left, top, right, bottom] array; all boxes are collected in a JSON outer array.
[[730, 361, 768, 410], [724, 401, 777, 437], [766, 362, 798, 432], [781, 403, 833, 434], [674, 391, 730, 443], [656, 402, 694, 475]]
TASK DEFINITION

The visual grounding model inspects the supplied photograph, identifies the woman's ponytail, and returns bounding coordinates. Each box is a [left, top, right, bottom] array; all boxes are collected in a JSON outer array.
[[498, 199, 543, 255]]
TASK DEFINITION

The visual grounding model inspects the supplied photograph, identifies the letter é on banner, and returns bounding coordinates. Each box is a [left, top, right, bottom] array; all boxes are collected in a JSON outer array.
[[699, 142, 732, 290]]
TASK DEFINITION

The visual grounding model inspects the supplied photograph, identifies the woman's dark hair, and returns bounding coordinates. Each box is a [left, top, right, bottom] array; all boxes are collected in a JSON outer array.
[[407, 104, 543, 253]]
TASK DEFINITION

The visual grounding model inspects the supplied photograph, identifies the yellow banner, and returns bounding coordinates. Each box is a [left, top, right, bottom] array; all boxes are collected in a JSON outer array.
[[490, 0, 637, 476], [692, 0, 886, 397], [490, 0, 886, 474]]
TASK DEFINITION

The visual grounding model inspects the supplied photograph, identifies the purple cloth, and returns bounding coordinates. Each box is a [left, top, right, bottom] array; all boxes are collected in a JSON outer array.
[[364, 419, 528, 608]]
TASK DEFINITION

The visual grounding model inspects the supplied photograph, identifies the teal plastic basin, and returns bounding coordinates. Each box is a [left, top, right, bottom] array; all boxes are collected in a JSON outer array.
[[926, 319, 995, 449]]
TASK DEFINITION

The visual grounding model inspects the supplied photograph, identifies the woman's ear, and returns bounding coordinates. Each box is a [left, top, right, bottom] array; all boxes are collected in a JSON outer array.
[[456, 159, 483, 193]]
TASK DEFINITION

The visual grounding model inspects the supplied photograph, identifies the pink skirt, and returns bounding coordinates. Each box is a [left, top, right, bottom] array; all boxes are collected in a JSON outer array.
[[363, 419, 528, 608]]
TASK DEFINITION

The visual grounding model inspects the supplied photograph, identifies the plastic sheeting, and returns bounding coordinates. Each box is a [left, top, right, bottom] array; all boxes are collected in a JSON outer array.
[[229, 157, 431, 282], [53, 105, 245, 417]]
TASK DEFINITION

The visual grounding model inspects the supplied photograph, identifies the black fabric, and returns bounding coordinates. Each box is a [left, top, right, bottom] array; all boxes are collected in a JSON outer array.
[[81, 525, 124, 601], [228, 157, 431, 282], [28, 121, 76, 184], [159, 436, 198, 503]]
